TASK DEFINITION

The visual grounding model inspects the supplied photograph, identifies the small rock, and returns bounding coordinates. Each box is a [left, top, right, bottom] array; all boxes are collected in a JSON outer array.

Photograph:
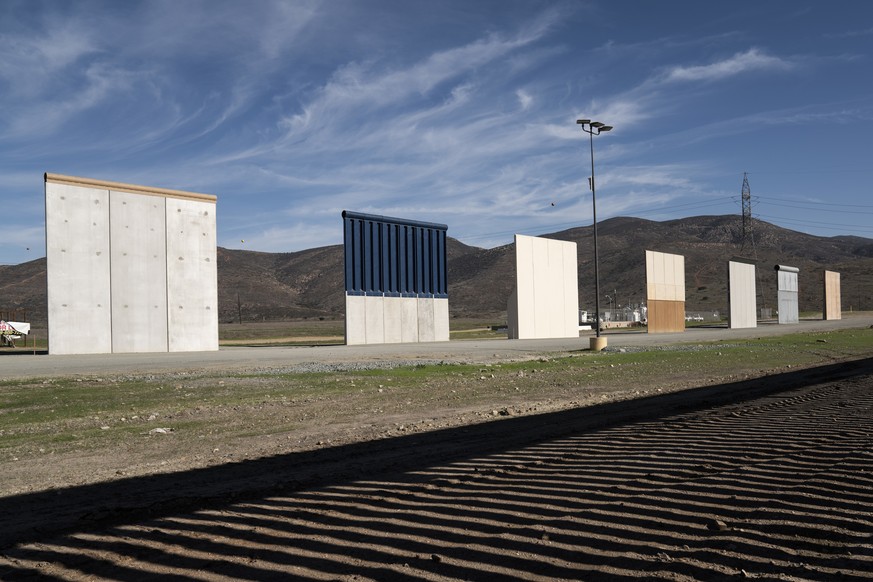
[[707, 518, 728, 531], [100, 426, 110, 430], [148, 427, 173, 435], [431, 554, 442, 563]]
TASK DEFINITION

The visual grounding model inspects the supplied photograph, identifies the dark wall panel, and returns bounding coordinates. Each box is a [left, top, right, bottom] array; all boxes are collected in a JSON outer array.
[[343, 210, 448, 298]]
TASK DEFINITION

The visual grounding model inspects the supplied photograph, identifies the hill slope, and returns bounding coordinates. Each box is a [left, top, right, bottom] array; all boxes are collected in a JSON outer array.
[[3, 216, 872, 327]]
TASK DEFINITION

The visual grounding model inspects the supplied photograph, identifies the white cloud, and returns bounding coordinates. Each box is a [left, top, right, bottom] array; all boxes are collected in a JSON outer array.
[[516, 89, 533, 110], [664, 48, 794, 83]]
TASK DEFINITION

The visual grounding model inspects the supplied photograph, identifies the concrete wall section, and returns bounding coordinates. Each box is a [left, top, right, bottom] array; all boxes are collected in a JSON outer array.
[[728, 260, 757, 329], [166, 197, 219, 352], [824, 271, 841, 320], [508, 234, 579, 339], [775, 265, 800, 324], [110, 191, 168, 353], [45, 182, 113, 355], [646, 250, 686, 333], [345, 295, 367, 345], [45, 173, 218, 354], [400, 297, 419, 343], [433, 297, 450, 341], [344, 295, 448, 344]]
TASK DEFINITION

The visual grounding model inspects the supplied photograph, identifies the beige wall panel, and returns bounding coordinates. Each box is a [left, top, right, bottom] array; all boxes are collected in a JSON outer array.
[[433, 297, 450, 341], [513, 235, 537, 338], [110, 191, 168, 353], [364, 295, 385, 343], [728, 261, 757, 329], [824, 271, 841, 320], [532, 236, 552, 336], [648, 299, 685, 333], [345, 295, 367, 345], [166, 198, 218, 351], [561, 241, 580, 337], [400, 297, 419, 343], [45, 182, 112, 354], [417, 296, 436, 342], [383, 296, 403, 343], [509, 235, 579, 339]]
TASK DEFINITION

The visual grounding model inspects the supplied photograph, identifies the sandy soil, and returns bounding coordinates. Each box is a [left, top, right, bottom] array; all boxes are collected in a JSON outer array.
[[1, 351, 871, 580]]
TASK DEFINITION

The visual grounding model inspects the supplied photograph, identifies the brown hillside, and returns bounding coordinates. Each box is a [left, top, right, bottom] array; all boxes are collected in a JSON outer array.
[[3, 216, 872, 328]]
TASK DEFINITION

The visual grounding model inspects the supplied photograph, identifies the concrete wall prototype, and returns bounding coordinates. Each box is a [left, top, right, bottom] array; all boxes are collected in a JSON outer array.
[[507, 234, 579, 339], [343, 211, 449, 345], [45, 173, 218, 355], [823, 270, 841, 320], [727, 260, 757, 329], [775, 264, 799, 324], [646, 250, 685, 333]]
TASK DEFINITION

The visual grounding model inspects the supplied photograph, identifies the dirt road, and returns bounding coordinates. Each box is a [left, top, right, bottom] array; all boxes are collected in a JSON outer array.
[[1, 354, 871, 580]]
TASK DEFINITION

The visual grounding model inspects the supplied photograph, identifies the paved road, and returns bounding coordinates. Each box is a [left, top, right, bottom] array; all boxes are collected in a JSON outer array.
[[1, 315, 871, 379]]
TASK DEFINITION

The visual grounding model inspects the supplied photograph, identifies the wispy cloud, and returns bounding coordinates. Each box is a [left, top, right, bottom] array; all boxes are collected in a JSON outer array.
[[663, 48, 794, 83]]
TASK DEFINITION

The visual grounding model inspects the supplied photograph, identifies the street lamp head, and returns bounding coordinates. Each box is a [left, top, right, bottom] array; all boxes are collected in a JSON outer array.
[[576, 119, 590, 125], [590, 121, 605, 128], [599, 125, 613, 132]]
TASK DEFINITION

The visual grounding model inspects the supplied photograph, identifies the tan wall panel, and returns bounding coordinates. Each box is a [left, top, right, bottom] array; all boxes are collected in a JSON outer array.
[[646, 250, 685, 301], [508, 234, 579, 339], [648, 299, 685, 333], [824, 271, 841, 320]]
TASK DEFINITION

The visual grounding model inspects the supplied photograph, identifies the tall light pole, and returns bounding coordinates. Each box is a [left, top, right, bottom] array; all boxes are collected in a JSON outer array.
[[577, 119, 612, 351]]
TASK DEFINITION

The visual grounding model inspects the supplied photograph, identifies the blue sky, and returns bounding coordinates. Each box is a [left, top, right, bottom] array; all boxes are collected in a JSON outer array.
[[2, 1, 873, 265]]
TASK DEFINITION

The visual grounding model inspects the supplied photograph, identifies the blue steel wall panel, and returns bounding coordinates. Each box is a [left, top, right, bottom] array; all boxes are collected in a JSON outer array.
[[342, 210, 447, 298]]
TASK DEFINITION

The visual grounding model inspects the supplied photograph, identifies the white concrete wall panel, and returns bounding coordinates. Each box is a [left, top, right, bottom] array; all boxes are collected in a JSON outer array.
[[561, 241, 579, 337], [513, 235, 537, 338], [509, 235, 579, 339], [45, 182, 113, 355], [110, 191, 168, 353], [382, 297, 403, 343], [776, 266, 800, 324], [433, 297, 450, 341], [345, 295, 367, 345], [728, 261, 757, 329], [417, 296, 436, 342], [166, 198, 219, 351], [824, 271, 841, 320], [363, 296, 385, 343], [400, 297, 419, 343]]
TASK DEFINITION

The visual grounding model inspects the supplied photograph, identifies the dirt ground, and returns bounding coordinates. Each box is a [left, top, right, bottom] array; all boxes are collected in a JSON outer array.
[[1, 343, 872, 580]]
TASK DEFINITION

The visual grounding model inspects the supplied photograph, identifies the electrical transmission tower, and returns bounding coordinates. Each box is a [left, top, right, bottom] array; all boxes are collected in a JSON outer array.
[[739, 172, 757, 257]]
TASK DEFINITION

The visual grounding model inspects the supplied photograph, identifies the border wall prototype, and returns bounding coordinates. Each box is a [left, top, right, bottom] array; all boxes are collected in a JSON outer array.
[[45, 173, 218, 355], [646, 250, 685, 333], [775, 264, 800, 324], [727, 259, 757, 329], [343, 210, 448, 345], [507, 234, 579, 339], [823, 270, 841, 320]]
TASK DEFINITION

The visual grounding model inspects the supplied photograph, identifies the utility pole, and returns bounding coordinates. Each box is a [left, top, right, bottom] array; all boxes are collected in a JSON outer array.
[[740, 172, 756, 257]]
